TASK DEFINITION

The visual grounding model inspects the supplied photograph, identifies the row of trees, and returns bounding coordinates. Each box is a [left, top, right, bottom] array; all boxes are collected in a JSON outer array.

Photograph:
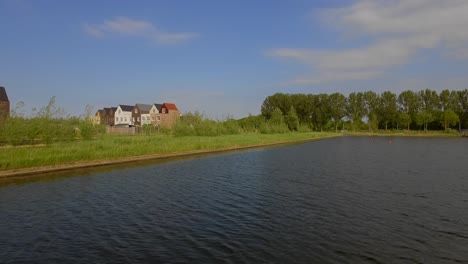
[[172, 111, 305, 136], [261, 89, 468, 132]]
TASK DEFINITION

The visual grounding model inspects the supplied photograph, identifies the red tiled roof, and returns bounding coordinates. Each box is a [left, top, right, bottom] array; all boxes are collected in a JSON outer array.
[[163, 103, 179, 111]]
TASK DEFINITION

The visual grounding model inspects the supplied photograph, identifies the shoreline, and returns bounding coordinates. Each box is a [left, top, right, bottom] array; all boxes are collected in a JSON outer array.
[[1, 132, 464, 182], [0, 135, 337, 181], [343, 131, 462, 137]]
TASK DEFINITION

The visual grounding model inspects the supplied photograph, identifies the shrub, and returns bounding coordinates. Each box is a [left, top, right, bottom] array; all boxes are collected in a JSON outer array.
[[173, 122, 196, 137], [194, 120, 221, 136], [259, 122, 289, 134]]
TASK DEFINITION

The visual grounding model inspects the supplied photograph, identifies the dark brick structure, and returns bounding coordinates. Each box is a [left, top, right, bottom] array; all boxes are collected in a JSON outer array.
[[132, 104, 153, 127], [0, 86, 10, 124]]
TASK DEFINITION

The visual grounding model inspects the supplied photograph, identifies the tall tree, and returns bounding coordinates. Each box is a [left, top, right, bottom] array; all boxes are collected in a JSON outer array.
[[328, 93, 346, 132], [398, 90, 420, 129], [269, 107, 285, 125], [398, 112, 412, 130], [415, 110, 433, 131], [379, 91, 398, 130], [457, 89, 468, 129], [441, 110, 459, 130], [290, 94, 312, 125], [363, 91, 380, 131], [346, 92, 365, 131], [419, 89, 440, 129], [285, 106, 300, 131], [261, 93, 291, 119]]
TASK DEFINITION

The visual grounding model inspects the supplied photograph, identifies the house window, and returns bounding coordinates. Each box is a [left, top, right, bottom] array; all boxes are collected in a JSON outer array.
[[157, 116, 161, 121], [137, 117, 140, 122], [153, 109, 156, 113], [115, 117, 118, 122], [133, 117, 135, 122], [162, 108, 166, 113], [152, 116, 155, 121], [118, 110, 121, 114], [135, 109, 138, 113]]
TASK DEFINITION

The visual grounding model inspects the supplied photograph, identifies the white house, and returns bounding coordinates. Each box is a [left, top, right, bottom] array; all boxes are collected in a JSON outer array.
[[114, 105, 134, 126]]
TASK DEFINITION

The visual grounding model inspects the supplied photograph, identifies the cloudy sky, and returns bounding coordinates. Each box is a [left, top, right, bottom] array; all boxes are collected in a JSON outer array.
[[2, 0, 468, 118]]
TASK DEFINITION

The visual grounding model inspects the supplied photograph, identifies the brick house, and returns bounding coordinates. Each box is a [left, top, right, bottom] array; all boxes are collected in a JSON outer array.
[[149, 104, 163, 126], [132, 104, 153, 127], [94, 107, 117, 126], [156, 103, 180, 128], [0, 86, 10, 124], [104, 107, 116, 126]]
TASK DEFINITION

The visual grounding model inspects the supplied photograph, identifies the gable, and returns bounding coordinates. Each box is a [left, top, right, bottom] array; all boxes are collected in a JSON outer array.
[[149, 104, 160, 114], [135, 104, 153, 113], [119, 105, 134, 112]]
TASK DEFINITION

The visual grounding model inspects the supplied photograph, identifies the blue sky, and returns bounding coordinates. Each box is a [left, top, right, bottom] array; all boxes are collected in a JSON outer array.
[[2, 0, 468, 119]]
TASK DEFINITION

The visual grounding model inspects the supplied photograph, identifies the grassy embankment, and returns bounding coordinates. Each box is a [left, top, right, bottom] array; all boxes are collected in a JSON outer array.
[[0, 132, 338, 171]]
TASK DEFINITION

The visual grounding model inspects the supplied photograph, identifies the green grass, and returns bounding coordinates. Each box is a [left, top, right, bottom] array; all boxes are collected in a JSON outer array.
[[0, 132, 338, 171]]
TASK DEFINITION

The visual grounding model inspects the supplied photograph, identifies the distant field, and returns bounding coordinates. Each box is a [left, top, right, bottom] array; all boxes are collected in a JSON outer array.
[[0, 132, 338, 171]]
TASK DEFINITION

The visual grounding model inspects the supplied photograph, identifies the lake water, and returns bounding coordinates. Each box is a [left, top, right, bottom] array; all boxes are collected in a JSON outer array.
[[1, 137, 467, 263]]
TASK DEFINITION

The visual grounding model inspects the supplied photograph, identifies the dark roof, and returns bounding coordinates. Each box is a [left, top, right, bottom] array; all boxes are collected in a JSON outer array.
[[119, 105, 134, 112], [0, 87, 8, 101], [103, 107, 114, 115], [135, 103, 153, 113], [163, 103, 179, 111], [153, 103, 163, 112]]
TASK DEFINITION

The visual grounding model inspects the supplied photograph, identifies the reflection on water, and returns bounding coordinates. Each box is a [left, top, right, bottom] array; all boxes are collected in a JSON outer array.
[[0, 137, 467, 263]]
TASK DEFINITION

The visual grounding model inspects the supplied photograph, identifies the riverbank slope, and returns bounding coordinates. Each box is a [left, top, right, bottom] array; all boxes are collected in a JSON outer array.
[[0, 132, 338, 179]]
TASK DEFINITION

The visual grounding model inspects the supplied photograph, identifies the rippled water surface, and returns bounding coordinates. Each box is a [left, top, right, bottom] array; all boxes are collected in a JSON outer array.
[[1, 137, 468, 263]]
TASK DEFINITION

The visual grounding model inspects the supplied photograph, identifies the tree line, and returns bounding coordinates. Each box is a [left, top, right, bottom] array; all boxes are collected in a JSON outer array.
[[261, 89, 468, 132]]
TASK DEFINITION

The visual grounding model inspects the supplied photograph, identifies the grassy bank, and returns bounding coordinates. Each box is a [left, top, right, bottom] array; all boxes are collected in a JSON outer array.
[[0, 132, 338, 171], [343, 129, 461, 137]]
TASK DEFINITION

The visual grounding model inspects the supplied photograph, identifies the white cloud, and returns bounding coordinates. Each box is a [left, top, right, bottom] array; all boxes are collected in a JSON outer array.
[[270, 0, 468, 84], [83, 16, 198, 44]]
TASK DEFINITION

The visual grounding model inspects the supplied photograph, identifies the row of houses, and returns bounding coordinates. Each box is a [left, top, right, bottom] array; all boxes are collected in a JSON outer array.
[[94, 102, 180, 128]]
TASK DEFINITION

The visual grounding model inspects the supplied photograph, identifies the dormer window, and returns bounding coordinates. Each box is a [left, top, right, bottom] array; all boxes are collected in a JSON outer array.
[[135, 109, 138, 113], [162, 108, 166, 113]]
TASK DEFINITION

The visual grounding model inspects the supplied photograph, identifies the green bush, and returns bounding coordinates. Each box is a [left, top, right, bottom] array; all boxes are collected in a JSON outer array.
[[173, 122, 196, 137], [0, 116, 99, 146], [194, 120, 221, 136], [222, 118, 241, 135], [297, 124, 313, 133], [259, 123, 290, 134]]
